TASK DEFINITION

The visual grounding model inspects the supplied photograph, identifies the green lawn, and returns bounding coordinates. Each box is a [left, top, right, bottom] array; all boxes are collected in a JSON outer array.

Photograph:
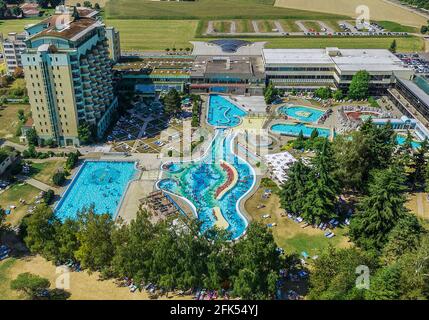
[[107, 19, 199, 51], [0, 183, 41, 226], [1, 17, 422, 52], [0, 258, 17, 300], [377, 21, 418, 33], [105, 0, 347, 20], [303, 21, 322, 32], [0, 104, 30, 141], [29, 159, 66, 187]]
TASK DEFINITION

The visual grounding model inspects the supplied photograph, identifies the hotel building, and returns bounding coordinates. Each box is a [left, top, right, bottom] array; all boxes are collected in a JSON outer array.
[[1, 32, 27, 75], [21, 7, 117, 146], [263, 47, 414, 94]]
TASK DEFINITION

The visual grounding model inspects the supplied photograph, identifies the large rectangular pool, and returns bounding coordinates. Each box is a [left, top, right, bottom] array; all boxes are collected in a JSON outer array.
[[55, 161, 138, 220]]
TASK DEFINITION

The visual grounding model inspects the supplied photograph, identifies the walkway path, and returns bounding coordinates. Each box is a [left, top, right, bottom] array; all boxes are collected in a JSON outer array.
[[252, 20, 260, 33], [318, 21, 334, 34], [16, 175, 60, 193], [230, 20, 236, 33], [273, 20, 285, 33], [295, 21, 308, 33]]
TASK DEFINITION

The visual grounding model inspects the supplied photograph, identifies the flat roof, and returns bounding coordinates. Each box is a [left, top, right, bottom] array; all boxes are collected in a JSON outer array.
[[332, 49, 407, 72], [29, 16, 101, 42], [263, 49, 333, 65], [191, 56, 264, 77], [399, 78, 429, 107], [263, 48, 410, 72]]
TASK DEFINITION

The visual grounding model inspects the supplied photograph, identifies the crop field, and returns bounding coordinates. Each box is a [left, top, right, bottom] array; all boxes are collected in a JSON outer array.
[[274, 0, 428, 27], [105, 0, 347, 20]]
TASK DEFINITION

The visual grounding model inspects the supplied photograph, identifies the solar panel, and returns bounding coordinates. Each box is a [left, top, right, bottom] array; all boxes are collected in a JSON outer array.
[[209, 39, 251, 53]]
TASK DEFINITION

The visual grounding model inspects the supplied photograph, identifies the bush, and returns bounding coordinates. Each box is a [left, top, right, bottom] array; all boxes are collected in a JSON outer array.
[[52, 172, 66, 186], [43, 190, 55, 205]]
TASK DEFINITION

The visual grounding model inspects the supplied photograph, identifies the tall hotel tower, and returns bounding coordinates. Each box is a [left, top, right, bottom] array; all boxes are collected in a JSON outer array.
[[22, 6, 117, 146]]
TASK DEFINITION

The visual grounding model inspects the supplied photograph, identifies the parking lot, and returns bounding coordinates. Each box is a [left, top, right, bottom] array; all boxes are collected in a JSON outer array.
[[396, 53, 429, 74]]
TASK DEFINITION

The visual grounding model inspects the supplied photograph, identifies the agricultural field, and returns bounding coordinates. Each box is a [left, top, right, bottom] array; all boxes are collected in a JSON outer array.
[[105, 0, 348, 20], [274, 0, 428, 27]]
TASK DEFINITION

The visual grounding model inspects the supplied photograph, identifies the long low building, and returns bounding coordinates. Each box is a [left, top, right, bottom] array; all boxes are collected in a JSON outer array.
[[263, 47, 414, 94]]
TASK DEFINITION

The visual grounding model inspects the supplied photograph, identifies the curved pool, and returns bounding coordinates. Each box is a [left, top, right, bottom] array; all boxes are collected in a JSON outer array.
[[207, 95, 247, 127], [271, 123, 331, 138], [158, 130, 254, 239], [396, 135, 422, 149], [279, 105, 324, 123]]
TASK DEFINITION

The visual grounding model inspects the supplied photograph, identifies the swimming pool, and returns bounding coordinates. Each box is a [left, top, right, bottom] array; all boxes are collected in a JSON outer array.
[[157, 130, 255, 239], [271, 123, 331, 138], [207, 95, 247, 127], [55, 161, 138, 220], [396, 135, 422, 149], [279, 105, 324, 123]]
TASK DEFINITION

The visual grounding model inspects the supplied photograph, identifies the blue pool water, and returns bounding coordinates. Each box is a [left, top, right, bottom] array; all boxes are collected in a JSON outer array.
[[55, 161, 138, 220], [271, 123, 331, 138], [396, 135, 422, 149], [207, 95, 247, 127], [279, 105, 324, 123], [158, 130, 254, 239]]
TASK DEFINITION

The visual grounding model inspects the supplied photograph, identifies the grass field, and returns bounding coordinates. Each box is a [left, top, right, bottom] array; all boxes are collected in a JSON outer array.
[[280, 19, 301, 32], [303, 21, 322, 32], [257, 20, 276, 33], [245, 188, 350, 256], [0, 255, 194, 300], [105, 0, 348, 20], [0, 13, 424, 52], [275, 0, 428, 28], [29, 159, 66, 187], [0, 183, 41, 226], [235, 20, 255, 33], [0, 104, 30, 140], [108, 19, 198, 51]]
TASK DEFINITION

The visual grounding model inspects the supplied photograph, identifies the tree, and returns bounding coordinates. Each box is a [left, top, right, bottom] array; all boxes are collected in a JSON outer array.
[[55, 218, 80, 263], [410, 138, 428, 190], [77, 123, 93, 145], [83, 1, 92, 8], [163, 89, 182, 116], [389, 39, 397, 53], [279, 160, 311, 215], [347, 70, 370, 100], [10, 273, 50, 300], [65, 152, 79, 171], [310, 128, 319, 139], [421, 25, 428, 34], [17, 109, 25, 122], [26, 128, 38, 146], [13, 66, 24, 78], [332, 132, 372, 191], [22, 205, 59, 261], [0, 206, 6, 232], [43, 189, 55, 205], [232, 223, 282, 299], [349, 165, 408, 251], [301, 140, 340, 224], [308, 246, 376, 300], [360, 118, 396, 170], [365, 265, 401, 300], [52, 171, 66, 186], [381, 214, 423, 264], [74, 208, 115, 272], [314, 87, 332, 100], [263, 82, 278, 104], [333, 89, 343, 101], [94, 3, 100, 10]]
